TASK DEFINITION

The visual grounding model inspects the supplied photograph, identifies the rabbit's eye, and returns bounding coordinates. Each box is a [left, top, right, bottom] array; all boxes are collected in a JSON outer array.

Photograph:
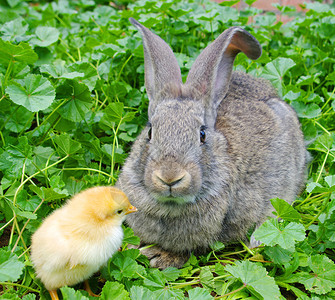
[[148, 126, 152, 140], [200, 127, 206, 144], [146, 122, 152, 141]]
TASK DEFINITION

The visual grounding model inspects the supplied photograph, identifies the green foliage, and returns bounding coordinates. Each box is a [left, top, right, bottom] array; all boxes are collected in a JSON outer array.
[[0, 0, 335, 299], [226, 261, 281, 300], [0, 249, 25, 281], [6, 74, 55, 112]]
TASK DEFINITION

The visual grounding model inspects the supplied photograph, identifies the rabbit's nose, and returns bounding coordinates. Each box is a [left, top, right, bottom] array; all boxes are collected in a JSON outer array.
[[152, 170, 191, 189]]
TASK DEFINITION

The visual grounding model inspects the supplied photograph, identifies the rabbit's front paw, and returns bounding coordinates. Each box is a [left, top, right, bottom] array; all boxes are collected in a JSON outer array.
[[141, 246, 189, 269]]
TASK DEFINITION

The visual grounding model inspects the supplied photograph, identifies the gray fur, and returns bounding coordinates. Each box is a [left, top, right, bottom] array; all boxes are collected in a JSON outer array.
[[117, 19, 308, 268]]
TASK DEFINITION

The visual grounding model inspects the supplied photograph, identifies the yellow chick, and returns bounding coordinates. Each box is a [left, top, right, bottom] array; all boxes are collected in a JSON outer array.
[[30, 186, 136, 300]]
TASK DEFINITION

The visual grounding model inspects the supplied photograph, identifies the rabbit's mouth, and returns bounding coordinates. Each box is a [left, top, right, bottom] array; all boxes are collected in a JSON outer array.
[[156, 195, 195, 205], [155, 195, 196, 205]]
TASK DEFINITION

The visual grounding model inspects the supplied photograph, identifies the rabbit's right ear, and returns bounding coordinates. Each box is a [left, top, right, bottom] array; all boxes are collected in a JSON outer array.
[[186, 27, 262, 126], [130, 18, 183, 118]]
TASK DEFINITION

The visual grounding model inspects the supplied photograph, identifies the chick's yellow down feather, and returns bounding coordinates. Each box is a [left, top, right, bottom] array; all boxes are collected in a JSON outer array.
[[30, 186, 136, 299]]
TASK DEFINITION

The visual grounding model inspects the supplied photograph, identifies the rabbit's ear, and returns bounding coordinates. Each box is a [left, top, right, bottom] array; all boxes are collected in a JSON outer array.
[[130, 18, 183, 118], [186, 27, 261, 118]]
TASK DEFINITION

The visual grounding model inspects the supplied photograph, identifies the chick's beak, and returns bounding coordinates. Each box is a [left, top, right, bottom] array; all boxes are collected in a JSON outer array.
[[125, 205, 137, 215]]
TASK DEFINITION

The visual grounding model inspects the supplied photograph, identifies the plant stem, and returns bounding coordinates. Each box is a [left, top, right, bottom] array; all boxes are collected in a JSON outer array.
[[11, 198, 45, 252], [9, 155, 69, 250], [240, 240, 255, 256], [0, 282, 40, 293], [321, 86, 335, 111], [8, 154, 69, 252], [108, 119, 122, 184], [117, 54, 133, 82], [0, 216, 15, 231], [0, 130, 5, 146], [316, 149, 329, 184], [29, 98, 68, 137], [2, 59, 13, 95], [171, 280, 200, 289], [12, 154, 69, 207], [314, 121, 331, 135], [62, 167, 113, 179], [215, 283, 246, 299]]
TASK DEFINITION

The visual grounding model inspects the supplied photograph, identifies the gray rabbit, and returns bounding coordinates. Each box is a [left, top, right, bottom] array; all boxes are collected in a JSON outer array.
[[117, 18, 308, 269]]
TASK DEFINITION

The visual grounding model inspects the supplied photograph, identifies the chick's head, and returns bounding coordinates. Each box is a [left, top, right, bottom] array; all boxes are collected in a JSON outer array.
[[69, 186, 137, 226]]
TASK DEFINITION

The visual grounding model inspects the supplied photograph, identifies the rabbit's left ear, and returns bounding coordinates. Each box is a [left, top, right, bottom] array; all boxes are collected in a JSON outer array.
[[129, 18, 183, 119], [186, 27, 261, 114]]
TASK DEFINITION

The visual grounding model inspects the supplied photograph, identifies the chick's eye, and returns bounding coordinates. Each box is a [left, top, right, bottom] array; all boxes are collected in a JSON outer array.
[[116, 209, 123, 215], [200, 127, 206, 144]]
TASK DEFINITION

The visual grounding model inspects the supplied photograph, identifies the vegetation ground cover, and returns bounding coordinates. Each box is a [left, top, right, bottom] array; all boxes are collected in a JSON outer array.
[[0, 0, 335, 299]]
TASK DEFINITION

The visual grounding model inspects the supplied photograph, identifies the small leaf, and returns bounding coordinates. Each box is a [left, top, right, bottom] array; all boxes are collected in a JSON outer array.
[[253, 219, 306, 250], [264, 245, 293, 264], [54, 133, 82, 156], [0, 249, 25, 282], [154, 288, 184, 299], [30, 185, 68, 202], [245, 0, 257, 5], [1, 17, 28, 41], [101, 102, 136, 129], [162, 267, 181, 281], [5, 105, 33, 133], [7, 0, 22, 7], [129, 286, 155, 300], [40, 60, 84, 79], [291, 102, 321, 119], [262, 57, 296, 97], [33, 146, 57, 169], [16, 210, 37, 220], [57, 80, 93, 122], [118, 132, 136, 142], [101, 281, 130, 300], [210, 241, 225, 251], [219, 0, 240, 7], [271, 198, 301, 222], [110, 256, 138, 281], [325, 175, 335, 188], [22, 294, 37, 300], [143, 269, 167, 289], [0, 39, 38, 65], [311, 133, 334, 153], [60, 286, 89, 300], [264, 57, 296, 79], [120, 248, 141, 260], [298, 254, 335, 295], [226, 261, 281, 300], [68, 62, 98, 91], [214, 262, 226, 276], [306, 182, 324, 193], [95, 43, 123, 57], [188, 287, 214, 300], [102, 102, 124, 124], [30, 26, 60, 47], [6, 74, 55, 112], [123, 226, 140, 246], [200, 266, 215, 291]]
